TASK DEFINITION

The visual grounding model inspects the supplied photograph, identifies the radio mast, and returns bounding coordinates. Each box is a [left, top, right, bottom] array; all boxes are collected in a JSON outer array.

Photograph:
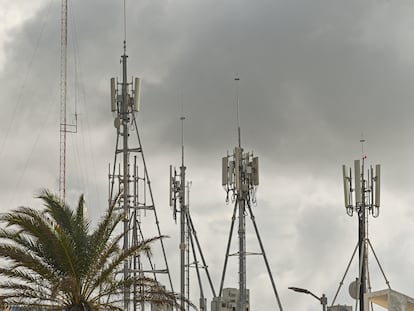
[[219, 77, 283, 311], [338, 145, 381, 311], [108, 2, 172, 310], [59, 0, 77, 202], [58, 0, 68, 201], [331, 141, 390, 311], [169, 114, 217, 311]]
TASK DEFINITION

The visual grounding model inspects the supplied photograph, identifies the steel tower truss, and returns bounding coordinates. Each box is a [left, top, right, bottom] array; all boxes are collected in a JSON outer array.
[[59, 0, 68, 201], [59, 0, 77, 202]]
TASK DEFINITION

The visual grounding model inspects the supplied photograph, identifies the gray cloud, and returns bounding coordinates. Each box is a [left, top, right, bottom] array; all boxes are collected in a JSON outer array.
[[1, 1, 414, 311]]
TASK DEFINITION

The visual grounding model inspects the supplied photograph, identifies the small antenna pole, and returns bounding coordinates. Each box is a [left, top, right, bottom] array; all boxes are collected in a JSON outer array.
[[179, 112, 186, 311], [360, 133, 365, 157], [123, 0, 127, 52], [235, 76, 241, 148], [170, 112, 217, 311], [181, 104, 185, 167]]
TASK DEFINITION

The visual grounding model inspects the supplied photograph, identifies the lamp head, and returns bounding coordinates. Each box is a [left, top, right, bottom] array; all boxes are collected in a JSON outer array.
[[288, 287, 310, 294]]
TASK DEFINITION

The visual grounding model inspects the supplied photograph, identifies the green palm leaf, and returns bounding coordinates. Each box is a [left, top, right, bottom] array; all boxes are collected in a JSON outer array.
[[0, 189, 185, 311]]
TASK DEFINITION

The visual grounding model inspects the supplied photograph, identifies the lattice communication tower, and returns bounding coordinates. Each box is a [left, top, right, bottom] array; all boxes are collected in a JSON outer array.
[[59, 0, 77, 201]]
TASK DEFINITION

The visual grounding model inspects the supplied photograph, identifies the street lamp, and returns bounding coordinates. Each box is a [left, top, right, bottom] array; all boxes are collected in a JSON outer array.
[[288, 286, 327, 311]]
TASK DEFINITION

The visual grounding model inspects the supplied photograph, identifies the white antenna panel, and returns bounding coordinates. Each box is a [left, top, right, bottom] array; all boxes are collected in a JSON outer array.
[[134, 77, 141, 112], [229, 161, 234, 184], [110, 77, 116, 112], [252, 157, 259, 186], [342, 165, 350, 208], [375, 164, 380, 207], [234, 147, 241, 191], [354, 160, 361, 204], [222, 157, 228, 186], [169, 165, 173, 207]]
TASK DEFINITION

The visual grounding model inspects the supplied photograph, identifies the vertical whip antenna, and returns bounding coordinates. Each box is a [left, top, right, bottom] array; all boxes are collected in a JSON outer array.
[[181, 103, 185, 167], [235, 76, 241, 148], [123, 0, 127, 52], [360, 133, 366, 159]]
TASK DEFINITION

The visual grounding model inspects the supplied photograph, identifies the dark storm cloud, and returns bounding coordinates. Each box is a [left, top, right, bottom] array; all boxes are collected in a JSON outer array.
[[2, 1, 414, 311]]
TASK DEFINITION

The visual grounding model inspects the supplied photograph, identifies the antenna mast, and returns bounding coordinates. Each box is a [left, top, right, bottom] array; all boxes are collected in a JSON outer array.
[[338, 142, 383, 311], [109, 2, 173, 310], [59, 0, 68, 201], [235, 76, 241, 148], [170, 114, 217, 311], [219, 77, 284, 311], [59, 0, 77, 202]]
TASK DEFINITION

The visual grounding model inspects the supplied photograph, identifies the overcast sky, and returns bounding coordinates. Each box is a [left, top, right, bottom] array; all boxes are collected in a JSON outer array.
[[2, 1, 414, 311]]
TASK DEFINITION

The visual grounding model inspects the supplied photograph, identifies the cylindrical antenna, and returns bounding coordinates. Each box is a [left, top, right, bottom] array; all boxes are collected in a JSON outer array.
[[342, 165, 350, 208], [354, 160, 362, 205], [110, 78, 116, 112], [375, 164, 381, 208], [134, 77, 141, 112], [235, 76, 241, 148]]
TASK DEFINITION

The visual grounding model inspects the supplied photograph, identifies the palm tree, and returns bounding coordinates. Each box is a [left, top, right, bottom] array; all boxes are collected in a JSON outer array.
[[0, 189, 181, 311]]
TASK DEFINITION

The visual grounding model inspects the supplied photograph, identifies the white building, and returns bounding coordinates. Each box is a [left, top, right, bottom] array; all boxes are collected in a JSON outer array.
[[211, 288, 250, 311]]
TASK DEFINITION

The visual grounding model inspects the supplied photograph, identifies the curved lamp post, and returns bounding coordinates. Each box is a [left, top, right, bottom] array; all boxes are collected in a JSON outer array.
[[288, 286, 327, 311]]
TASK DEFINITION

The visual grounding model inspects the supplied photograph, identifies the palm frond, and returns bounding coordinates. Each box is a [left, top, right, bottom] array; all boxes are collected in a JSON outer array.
[[0, 190, 185, 310]]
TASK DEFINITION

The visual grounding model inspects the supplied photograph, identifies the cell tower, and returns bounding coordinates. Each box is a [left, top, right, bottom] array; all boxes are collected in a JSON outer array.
[[169, 115, 217, 311], [108, 4, 172, 310], [218, 77, 283, 311], [331, 143, 390, 311]]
